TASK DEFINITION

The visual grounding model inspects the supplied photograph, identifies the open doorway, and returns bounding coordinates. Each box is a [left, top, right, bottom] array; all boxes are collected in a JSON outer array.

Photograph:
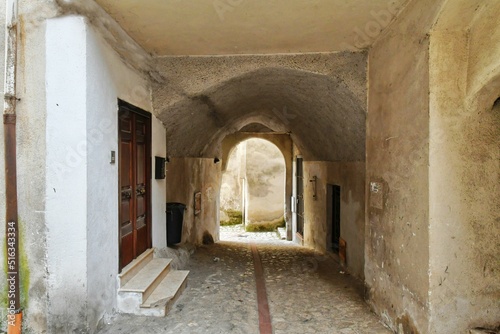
[[327, 184, 341, 252], [219, 138, 286, 241]]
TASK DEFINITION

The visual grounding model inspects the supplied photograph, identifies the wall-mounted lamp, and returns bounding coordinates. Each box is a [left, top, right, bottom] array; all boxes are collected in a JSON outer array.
[[214, 157, 220, 164], [309, 176, 317, 200]]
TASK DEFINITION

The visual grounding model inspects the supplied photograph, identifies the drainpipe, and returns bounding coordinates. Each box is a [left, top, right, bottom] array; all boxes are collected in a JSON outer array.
[[3, 0, 21, 333]]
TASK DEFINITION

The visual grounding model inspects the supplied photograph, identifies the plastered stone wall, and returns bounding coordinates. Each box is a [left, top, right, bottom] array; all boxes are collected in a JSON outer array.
[[365, 0, 444, 331], [220, 142, 245, 216], [303, 161, 365, 279], [0, 1, 61, 332], [245, 139, 285, 223], [428, 1, 500, 332], [166, 158, 221, 245]]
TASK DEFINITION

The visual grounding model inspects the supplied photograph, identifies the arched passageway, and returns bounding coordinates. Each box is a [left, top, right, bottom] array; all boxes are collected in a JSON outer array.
[[160, 57, 368, 279], [220, 138, 287, 241], [153, 59, 367, 162]]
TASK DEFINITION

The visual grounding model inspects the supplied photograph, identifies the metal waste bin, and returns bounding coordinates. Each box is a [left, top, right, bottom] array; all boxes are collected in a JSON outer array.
[[166, 202, 186, 245]]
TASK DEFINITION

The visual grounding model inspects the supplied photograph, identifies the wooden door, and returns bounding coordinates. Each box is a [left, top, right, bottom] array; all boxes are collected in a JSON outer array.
[[296, 156, 304, 236], [119, 101, 152, 271], [330, 185, 341, 252]]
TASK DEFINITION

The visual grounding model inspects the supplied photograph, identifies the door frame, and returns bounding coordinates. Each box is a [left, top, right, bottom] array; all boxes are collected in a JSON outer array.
[[118, 99, 152, 271]]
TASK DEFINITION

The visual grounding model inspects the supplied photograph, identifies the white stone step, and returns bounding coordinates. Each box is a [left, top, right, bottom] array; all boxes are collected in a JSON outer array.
[[277, 227, 287, 240], [139, 270, 189, 317], [118, 248, 154, 287], [119, 258, 172, 301]]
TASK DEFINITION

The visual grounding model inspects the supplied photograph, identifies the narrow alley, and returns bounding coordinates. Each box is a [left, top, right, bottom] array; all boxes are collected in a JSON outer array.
[[1, 1, 498, 333], [97, 229, 390, 334]]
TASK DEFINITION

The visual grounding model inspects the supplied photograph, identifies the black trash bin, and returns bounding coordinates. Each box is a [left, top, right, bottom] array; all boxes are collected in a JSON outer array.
[[166, 202, 186, 245]]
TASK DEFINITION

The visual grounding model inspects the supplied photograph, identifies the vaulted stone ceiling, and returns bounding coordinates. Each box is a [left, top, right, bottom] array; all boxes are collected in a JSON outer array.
[[153, 53, 367, 161], [94, 0, 410, 55], [84, 0, 408, 161]]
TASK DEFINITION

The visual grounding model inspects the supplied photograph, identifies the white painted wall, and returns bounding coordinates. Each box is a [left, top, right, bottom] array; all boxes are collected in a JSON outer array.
[[86, 18, 159, 329], [45, 15, 165, 331], [45, 16, 89, 333], [151, 117, 167, 249]]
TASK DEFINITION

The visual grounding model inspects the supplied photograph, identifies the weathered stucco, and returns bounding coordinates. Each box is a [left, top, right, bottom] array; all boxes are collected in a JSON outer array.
[[365, 0, 444, 331], [0, 1, 60, 332], [428, 1, 500, 332], [366, 1, 500, 333], [166, 158, 221, 245], [302, 161, 366, 279], [153, 53, 367, 162]]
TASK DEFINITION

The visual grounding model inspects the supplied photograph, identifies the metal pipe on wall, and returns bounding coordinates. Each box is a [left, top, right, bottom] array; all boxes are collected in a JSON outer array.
[[3, 0, 21, 332]]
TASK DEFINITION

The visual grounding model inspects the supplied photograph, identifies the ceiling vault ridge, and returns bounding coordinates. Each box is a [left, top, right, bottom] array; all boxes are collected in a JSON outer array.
[[154, 50, 365, 59]]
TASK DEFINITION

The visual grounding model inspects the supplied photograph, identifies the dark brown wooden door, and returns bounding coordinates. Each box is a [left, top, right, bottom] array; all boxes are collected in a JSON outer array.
[[296, 156, 304, 236], [119, 101, 152, 271]]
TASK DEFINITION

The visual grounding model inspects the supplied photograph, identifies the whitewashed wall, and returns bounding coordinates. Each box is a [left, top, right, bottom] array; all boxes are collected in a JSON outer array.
[[45, 15, 165, 332], [151, 117, 167, 249], [46, 16, 89, 332]]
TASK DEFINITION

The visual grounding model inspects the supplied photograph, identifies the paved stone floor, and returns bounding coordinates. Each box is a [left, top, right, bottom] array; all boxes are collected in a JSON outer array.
[[97, 225, 391, 334]]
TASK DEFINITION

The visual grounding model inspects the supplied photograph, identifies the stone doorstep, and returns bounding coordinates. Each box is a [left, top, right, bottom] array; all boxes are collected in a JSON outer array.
[[117, 249, 190, 317], [119, 258, 172, 302], [118, 248, 155, 287], [140, 270, 189, 316]]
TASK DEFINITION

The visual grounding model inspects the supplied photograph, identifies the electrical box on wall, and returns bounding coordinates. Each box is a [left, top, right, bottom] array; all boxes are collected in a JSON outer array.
[[155, 156, 166, 179]]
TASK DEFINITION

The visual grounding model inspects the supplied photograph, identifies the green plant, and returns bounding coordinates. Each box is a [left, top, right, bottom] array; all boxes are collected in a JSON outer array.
[[220, 210, 243, 226], [245, 216, 285, 232]]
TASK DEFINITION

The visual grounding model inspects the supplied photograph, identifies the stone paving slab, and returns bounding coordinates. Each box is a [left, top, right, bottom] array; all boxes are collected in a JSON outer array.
[[97, 226, 391, 334]]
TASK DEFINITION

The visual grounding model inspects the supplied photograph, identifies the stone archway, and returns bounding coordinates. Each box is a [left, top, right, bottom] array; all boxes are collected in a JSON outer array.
[[219, 134, 292, 239], [219, 137, 287, 238]]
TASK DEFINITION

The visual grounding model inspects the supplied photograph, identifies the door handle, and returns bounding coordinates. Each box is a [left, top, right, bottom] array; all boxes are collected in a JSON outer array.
[[122, 189, 132, 200]]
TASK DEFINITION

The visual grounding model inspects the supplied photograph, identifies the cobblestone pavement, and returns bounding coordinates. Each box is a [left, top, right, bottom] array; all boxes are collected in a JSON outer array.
[[97, 226, 391, 334]]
